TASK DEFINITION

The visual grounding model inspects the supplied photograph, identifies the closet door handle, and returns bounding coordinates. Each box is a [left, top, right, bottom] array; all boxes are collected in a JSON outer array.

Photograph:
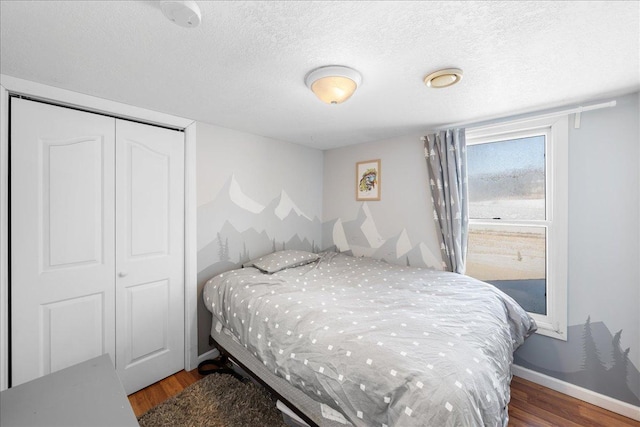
[[118, 272, 128, 278]]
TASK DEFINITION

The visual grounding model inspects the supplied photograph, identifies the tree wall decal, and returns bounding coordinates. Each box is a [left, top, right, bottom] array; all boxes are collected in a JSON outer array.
[[217, 232, 230, 262], [609, 330, 631, 385], [581, 315, 606, 375]]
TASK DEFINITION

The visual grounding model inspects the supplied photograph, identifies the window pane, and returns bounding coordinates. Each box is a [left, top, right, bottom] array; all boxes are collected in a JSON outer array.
[[467, 136, 545, 220], [466, 224, 546, 315]]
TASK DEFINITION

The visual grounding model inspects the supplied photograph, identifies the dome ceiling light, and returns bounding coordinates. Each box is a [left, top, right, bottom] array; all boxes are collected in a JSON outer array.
[[305, 66, 362, 105], [424, 68, 463, 88]]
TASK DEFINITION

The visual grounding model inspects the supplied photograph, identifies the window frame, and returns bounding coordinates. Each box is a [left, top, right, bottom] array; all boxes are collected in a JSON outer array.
[[466, 115, 568, 340]]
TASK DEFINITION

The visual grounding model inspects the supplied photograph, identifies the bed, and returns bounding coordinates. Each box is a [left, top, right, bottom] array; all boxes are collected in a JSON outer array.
[[203, 250, 536, 427]]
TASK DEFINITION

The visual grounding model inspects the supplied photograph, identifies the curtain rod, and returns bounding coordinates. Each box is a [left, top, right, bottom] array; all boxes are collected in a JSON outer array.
[[421, 100, 617, 139]]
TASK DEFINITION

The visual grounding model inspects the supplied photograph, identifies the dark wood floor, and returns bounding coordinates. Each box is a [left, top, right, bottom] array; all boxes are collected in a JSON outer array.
[[129, 370, 640, 426], [507, 376, 639, 427], [128, 369, 205, 417]]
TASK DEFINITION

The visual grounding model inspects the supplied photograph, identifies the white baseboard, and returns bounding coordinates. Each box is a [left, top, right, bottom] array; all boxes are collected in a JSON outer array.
[[196, 348, 220, 365], [512, 364, 640, 421]]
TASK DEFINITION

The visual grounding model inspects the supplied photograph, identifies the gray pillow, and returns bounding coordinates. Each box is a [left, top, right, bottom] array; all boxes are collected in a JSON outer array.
[[246, 250, 319, 274]]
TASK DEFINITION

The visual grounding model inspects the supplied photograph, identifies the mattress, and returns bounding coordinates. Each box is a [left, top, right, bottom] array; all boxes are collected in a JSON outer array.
[[204, 251, 536, 426]]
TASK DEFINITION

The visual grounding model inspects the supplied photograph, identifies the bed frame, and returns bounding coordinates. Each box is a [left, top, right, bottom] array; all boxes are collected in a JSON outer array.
[[209, 322, 350, 427]]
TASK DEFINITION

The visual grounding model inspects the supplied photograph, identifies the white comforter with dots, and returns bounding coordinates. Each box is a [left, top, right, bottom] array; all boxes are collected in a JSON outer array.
[[203, 252, 536, 427]]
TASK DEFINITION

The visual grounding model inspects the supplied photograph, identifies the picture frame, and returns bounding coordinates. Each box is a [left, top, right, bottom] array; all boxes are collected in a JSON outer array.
[[356, 159, 381, 201]]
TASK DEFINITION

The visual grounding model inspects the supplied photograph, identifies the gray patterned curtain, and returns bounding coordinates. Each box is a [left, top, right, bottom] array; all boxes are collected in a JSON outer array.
[[424, 129, 468, 274]]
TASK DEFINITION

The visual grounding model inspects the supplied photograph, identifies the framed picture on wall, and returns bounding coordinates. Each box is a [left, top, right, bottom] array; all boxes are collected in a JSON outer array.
[[356, 159, 381, 201]]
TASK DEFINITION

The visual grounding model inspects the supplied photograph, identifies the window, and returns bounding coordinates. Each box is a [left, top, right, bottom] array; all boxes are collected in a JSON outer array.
[[466, 116, 568, 340]]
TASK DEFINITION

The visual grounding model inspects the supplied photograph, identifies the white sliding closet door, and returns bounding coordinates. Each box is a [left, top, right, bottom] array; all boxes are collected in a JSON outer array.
[[11, 98, 116, 387], [114, 119, 184, 394]]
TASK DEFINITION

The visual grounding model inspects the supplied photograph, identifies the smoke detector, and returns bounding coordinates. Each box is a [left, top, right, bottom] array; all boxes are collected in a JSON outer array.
[[160, 1, 202, 28]]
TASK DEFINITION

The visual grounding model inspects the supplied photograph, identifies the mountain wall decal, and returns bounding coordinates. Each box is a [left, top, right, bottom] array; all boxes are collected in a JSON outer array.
[[198, 174, 321, 273], [324, 203, 442, 270], [332, 218, 349, 252], [228, 174, 265, 214], [275, 190, 312, 221]]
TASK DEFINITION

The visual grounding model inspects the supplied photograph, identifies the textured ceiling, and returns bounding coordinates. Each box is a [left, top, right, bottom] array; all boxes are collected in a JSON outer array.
[[1, 1, 638, 149]]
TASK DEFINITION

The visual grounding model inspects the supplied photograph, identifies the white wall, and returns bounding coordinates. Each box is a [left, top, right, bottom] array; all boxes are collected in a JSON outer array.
[[513, 92, 639, 406], [196, 122, 323, 354], [197, 124, 322, 214], [568, 93, 638, 347], [322, 134, 442, 268]]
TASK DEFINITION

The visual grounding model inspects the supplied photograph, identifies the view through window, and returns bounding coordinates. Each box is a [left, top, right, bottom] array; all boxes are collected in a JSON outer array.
[[465, 135, 547, 315]]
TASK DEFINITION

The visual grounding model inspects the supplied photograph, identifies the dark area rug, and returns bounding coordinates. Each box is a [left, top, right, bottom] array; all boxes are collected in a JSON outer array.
[[138, 373, 289, 427]]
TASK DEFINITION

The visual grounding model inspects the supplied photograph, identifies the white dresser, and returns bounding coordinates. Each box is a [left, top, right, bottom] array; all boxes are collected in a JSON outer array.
[[0, 354, 138, 426]]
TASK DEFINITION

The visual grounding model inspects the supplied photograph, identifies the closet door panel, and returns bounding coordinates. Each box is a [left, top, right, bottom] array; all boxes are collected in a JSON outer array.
[[41, 293, 105, 373], [11, 99, 116, 387], [46, 138, 104, 267], [127, 140, 169, 257], [115, 119, 184, 394], [126, 279, 169, 361]]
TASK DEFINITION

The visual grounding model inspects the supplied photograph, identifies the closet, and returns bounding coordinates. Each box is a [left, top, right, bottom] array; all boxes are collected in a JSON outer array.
[[10, 98, 185, 394]]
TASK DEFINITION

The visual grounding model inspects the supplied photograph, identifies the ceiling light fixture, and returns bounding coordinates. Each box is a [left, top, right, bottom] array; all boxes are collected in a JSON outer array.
[[423, 68, 463, 88], [160, 1, 202, 28], [305, 66, 362, 105]]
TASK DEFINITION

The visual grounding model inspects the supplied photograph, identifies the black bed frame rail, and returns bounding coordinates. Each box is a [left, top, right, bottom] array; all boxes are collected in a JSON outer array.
[[209, 336, 320, 427]]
